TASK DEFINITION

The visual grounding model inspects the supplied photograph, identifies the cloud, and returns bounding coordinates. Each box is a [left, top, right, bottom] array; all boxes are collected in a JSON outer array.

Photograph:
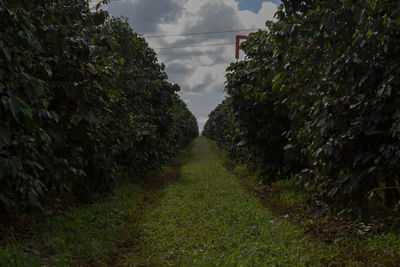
[[198, 116, 208, 124], [165, 62, 194, 84], [187, 72, 215, 93], [237, 2, 278, 28], [103, 0, 279, 130], [181, 1, 243, 40], [106, 0, 187, 33], [158, 46, 229, 68]]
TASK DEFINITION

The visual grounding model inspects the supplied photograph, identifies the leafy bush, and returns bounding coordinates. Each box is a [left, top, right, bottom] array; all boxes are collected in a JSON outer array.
[[0, 0, 198, 213], [204, 0, 400, 218]]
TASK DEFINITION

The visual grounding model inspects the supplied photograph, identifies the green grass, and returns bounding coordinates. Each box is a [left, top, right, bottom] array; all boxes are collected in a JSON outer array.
[[0, 144, 191, 266], [226, 144, 400, 266], [121, 136, 340, 266], [232, 164, 309, 214], [0, 184, 145, 266], [4, 136, 397, 266]]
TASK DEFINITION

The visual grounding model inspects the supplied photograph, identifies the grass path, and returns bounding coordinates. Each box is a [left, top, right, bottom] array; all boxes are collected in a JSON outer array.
[[120, 136, 337, 266], [1, 137, 342, 266]]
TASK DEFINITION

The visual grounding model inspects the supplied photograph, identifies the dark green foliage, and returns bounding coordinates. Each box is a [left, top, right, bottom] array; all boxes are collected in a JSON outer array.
[[0, 0, 198, 213], [204, 0, 400, 217]]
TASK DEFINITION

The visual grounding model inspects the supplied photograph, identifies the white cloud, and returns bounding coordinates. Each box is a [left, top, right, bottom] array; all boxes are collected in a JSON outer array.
[[237, 2, 277, 28], [102, 1, 279, 130], [198, 116, 208, 124]]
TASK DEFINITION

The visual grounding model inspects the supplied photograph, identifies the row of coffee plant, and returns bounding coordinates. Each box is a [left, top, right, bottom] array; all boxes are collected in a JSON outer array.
[[0, 0, 198, 213], [203, 0, 400, 220]]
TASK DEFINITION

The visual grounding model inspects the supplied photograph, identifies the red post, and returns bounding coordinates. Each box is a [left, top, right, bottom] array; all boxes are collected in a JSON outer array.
[[235, 35, 248, 59]]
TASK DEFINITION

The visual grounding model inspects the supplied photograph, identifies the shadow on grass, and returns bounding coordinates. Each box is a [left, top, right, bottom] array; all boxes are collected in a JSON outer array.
[[214, 141, 400, 266], [0, 142, 194, 267]]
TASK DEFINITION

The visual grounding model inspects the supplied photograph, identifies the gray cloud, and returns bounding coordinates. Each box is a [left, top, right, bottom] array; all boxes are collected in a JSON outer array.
[[157, 1, 244, 48], [166, 62, 191, 74], [103, 0, 278, 131], [153, 1, 244, 130], [183, 87, 225, 130], [183, 2, 243, 37], [188, 73, 215, 93], [106, 0, 187, 33], [158, 46, 230, 67], [165, 62, 194, 83]]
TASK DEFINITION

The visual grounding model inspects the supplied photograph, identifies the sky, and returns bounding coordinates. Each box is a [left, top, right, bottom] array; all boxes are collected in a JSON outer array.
[[97, 0, 280, 131]]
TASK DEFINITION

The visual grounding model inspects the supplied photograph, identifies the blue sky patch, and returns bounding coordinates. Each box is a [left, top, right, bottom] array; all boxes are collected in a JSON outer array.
[[236, 0, 281, 13]]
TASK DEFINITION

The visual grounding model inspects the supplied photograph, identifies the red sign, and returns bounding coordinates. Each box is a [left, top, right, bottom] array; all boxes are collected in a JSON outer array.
[[235, 35, 248, 59]]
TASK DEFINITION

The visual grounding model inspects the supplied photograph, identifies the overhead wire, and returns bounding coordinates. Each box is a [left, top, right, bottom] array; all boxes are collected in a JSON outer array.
[[145, 28, 267, 38], [90, 0, 121, 2], [150, 28, 264, 50], [87, 1, 265, 50], [153, 42, 236, 50]]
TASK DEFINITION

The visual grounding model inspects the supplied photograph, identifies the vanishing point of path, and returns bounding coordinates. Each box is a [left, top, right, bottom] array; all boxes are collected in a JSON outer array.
[[119, 137, 334, 266]]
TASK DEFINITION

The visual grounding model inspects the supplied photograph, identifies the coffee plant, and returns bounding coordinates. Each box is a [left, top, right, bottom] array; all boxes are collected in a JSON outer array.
[[204, 0, 400, 219], [0, 0, 198, 213]]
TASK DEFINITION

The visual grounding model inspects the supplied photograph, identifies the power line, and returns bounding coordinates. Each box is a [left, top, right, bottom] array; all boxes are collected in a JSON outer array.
[[153, 42, 236, 50], [90, 0, 121, 2], [145, 28, 266, 38], [87, 2, 266, 38], [88, 2, 266, 39]]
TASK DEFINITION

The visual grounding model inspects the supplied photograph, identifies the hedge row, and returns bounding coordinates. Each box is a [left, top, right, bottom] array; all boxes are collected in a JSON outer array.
[[0, 0, 198, 213], [203, 0, 400, 220]]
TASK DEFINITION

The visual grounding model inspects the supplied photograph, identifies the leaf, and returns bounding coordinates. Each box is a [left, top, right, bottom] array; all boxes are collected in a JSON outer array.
[[367, 166, 377, 173], [28, 190, 41, 208], [43, 63, 52, 77], [10, 157, 22, 178], [9, 97, 20, 119], [283, 144, 293, 150], [0, 193, 13, 208], [384, 43, 388, 54], [0, 125, 11, 144], [328, 186, 338, 197], [358, 75, 368, 87], [366, 29, 373, 38], [15, 97, 33, 118], [0, 45, 11, 61], [34, 179, 46, 195], [318, 206, 328, 217], [336, 174, 351, 184]]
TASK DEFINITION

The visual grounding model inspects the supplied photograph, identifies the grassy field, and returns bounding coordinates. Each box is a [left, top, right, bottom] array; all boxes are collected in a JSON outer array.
[[228, 149, 400, 266], [119, 136, 339, 266], [1, 184, 145, 266], [3, 136, 398, 266], [0, 147, 190, 266]]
